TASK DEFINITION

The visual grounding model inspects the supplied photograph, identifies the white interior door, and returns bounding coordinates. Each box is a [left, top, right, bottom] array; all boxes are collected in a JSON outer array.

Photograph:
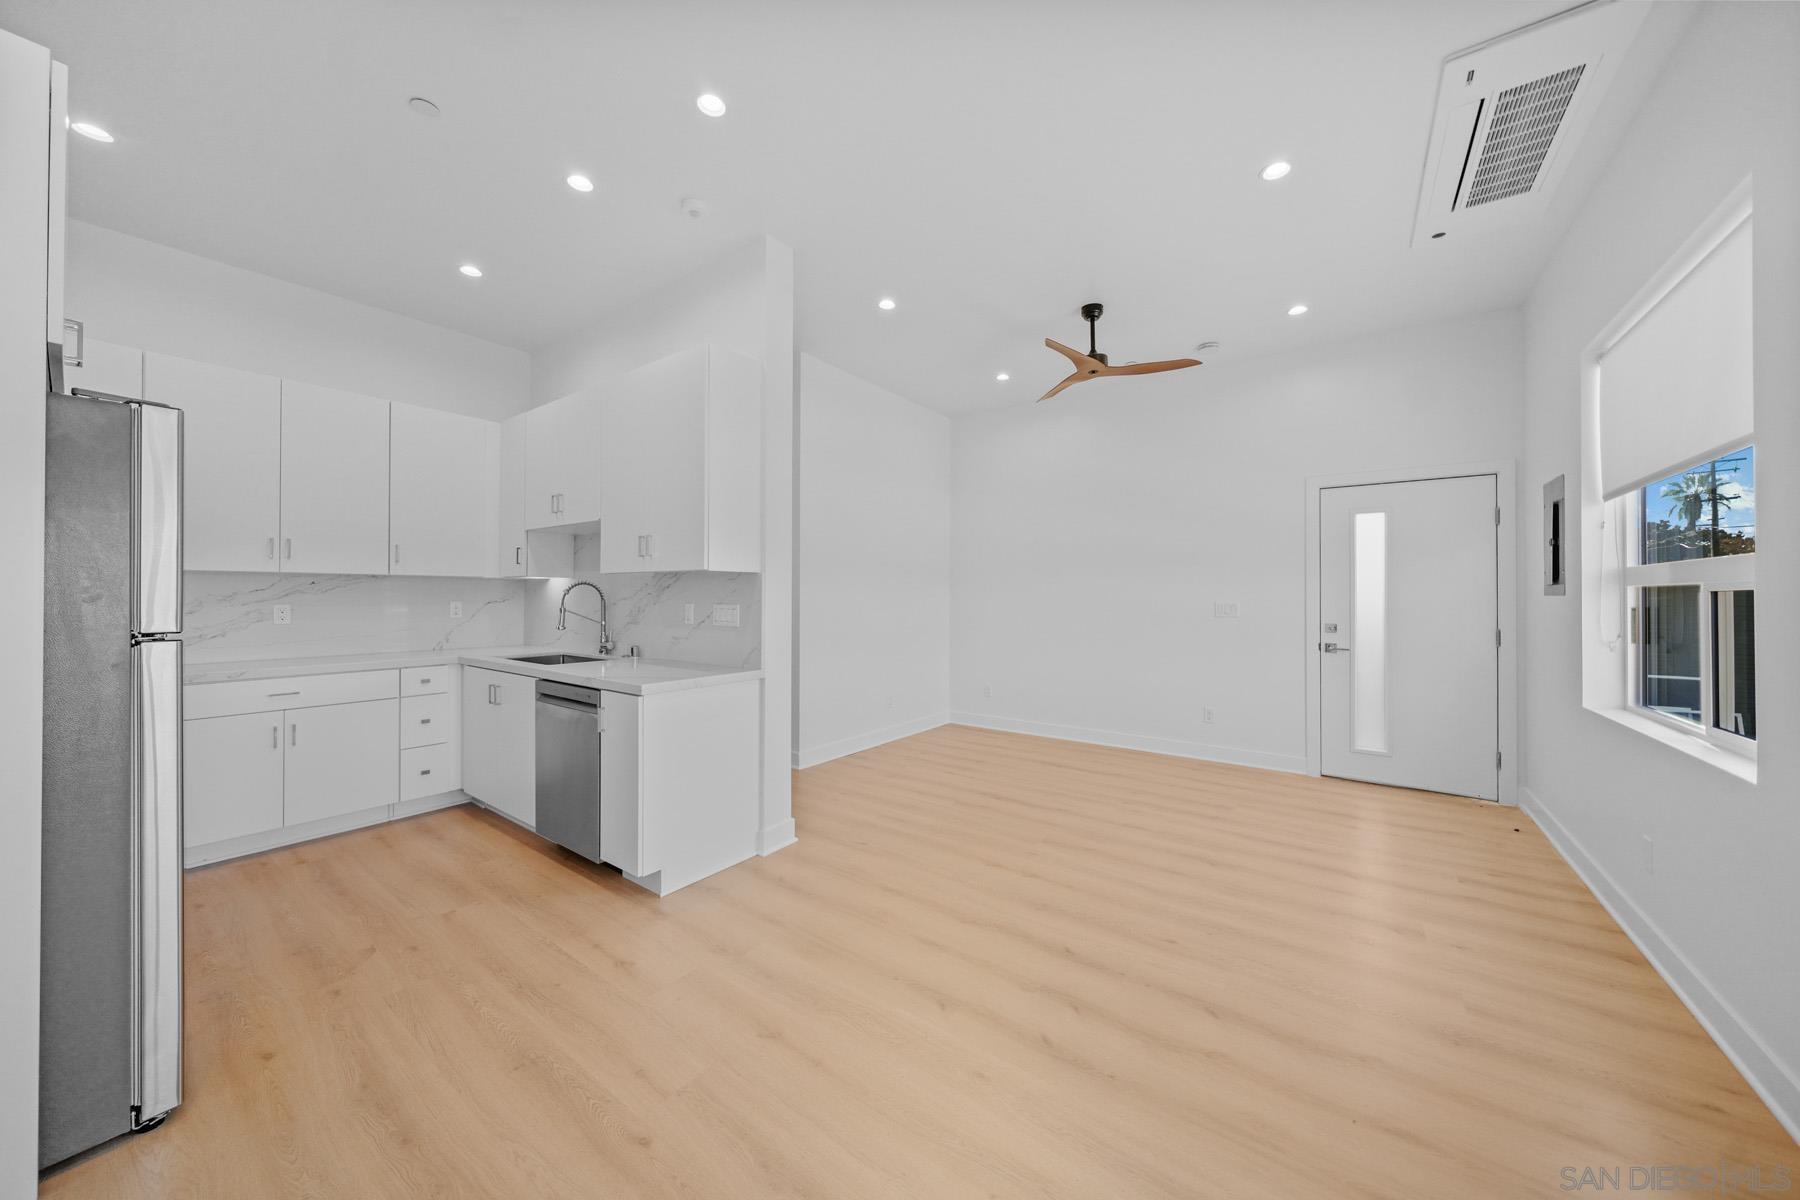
[[1320, 475, 1498, 800]]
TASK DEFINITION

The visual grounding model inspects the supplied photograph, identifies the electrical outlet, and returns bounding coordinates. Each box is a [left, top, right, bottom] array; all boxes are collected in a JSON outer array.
[[1213, 602, 1239, 618], [1641, 834, 1655, 875], [449, 601, 463, 618], [1202, 706, 1215, 724], [683, 602, 696, 625], [713, 603, 740, 628], [272, 604, 291, 626]]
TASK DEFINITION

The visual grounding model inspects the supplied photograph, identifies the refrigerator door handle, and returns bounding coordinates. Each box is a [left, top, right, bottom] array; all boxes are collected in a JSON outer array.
[[130, 636, 183, 1126], [130, 403, 183, 636]]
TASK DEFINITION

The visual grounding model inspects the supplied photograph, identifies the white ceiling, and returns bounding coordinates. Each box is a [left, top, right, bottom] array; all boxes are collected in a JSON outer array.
[[6, 0, 1686, 415]]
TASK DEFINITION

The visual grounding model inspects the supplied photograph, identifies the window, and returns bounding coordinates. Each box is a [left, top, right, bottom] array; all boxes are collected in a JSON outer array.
[[1625, 445, 1756, 756], [1585, 192, 1756, 769]]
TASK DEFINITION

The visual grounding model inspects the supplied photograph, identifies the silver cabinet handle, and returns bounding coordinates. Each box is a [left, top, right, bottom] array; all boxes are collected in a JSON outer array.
[[283, 537, 292, 560], [645, 533, 653, 557], [289, 722, 298, 746], [420, 717, 432, 725], [419, 676, 431, 685], [515, 546, 522, 565], [419, 768, 432, 776], [488, 683, 498, 705], [267, 690, 300, 697], [266, 537, 275, 559], [271, 724, 279, 749], [1322, 642, 1351, 653]]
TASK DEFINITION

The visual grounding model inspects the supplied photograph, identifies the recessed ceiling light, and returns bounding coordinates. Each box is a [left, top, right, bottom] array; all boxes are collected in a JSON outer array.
[[995, 372, 1010, 382], [70, 121, 113, 143], [877, 297, 896, 311], [566, 173, 594, 193], [1287, 303, 1309, 316], [1260, 161, 1292, 181], [695, 93, 727, 118], [459, 263, 483, 278]]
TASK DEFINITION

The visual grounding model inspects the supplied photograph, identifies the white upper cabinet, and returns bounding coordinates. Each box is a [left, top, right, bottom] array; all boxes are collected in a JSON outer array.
[[64, 337, 143, 399], [390, 402, 497, 578], [146, 352, 282, 572], [525, 387, 603, 529], [598, 346, 762, 574], [279, 380, 390, 575], [497, 412, 528, 576]]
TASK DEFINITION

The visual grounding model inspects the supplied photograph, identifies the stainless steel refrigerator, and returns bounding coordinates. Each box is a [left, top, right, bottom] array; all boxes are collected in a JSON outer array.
[[39, 388, 183, 1168]]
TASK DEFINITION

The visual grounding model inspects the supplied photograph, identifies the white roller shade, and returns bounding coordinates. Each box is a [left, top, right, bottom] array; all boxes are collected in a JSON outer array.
[[1599, 216, 1753, 498]]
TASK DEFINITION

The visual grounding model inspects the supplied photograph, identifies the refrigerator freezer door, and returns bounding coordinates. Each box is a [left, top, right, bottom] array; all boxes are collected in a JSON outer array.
[[132, 402, 183, 635], [132, 636, 184, 1124], [40, 392, 135, 1167]]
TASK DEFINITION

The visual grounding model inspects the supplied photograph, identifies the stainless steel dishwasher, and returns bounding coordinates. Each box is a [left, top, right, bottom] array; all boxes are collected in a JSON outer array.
[[534, 680, 603, 862]]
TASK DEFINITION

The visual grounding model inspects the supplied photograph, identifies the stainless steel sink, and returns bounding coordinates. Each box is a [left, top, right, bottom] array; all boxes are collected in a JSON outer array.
[[508, 653, 602, 665]]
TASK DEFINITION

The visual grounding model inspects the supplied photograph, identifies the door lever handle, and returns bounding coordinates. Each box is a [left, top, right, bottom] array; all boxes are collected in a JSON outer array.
[[1322, 642, 1351, 653]]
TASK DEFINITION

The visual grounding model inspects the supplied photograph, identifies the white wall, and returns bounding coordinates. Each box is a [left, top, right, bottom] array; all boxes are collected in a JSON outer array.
[[1519, 1, 1800, 1137], [532, 235, 797, 853], [0, 26, 49, 1195], [67, 221, 531, 418], [950, 308, 1523, 770], [797, 355, 951, 767]]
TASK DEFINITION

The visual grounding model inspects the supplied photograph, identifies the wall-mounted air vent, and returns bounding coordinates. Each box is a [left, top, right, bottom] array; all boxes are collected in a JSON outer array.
[[1410, 1, 1647, 246]]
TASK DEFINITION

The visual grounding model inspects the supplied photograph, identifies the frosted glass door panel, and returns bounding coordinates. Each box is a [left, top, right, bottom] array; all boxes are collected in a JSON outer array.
[[1351, 511, 1389, 754]]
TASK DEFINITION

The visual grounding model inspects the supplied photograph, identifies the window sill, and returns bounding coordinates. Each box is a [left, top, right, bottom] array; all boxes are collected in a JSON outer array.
[[1592, 706, 1758, 784]]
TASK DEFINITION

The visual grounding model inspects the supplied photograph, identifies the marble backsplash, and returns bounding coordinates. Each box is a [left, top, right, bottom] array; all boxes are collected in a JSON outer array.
[[183, 573, 526, 662], [524, 537, 761, 667], [183, 552, 761, 669]]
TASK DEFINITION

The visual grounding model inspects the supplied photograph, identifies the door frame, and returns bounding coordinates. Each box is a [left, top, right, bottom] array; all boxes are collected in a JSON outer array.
[[1303, 459, 1518, 805]]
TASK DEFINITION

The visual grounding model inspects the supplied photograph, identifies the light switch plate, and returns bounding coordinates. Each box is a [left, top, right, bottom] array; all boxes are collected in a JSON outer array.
[[272, 604, 291, 626], [449, 601, 463, 618], [713, 603, 741, 628], [683, 603, 696, 625]]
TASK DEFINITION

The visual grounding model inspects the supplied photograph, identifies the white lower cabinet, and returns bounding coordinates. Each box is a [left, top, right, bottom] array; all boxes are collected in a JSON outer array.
[[184, 712, 285, 847], [462, 666, 536, 827], [183, 666, 463, 866], [283, 699, 399, 825]]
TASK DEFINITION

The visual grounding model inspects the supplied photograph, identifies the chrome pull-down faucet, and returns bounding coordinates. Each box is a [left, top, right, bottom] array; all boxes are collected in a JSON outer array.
[[555, 580, 616, 656]]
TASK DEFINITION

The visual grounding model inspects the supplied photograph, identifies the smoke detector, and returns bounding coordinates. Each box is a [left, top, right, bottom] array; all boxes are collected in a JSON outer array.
[[679, 196, 710, 220], [1410, 0, 1647, 246]]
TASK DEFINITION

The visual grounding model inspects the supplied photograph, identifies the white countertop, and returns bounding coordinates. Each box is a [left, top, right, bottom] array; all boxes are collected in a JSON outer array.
[[183, 645, 762, 696]]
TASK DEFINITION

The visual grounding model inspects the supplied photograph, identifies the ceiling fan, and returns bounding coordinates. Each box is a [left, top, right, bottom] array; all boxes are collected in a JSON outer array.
[[1039, 302, 1202, 401]]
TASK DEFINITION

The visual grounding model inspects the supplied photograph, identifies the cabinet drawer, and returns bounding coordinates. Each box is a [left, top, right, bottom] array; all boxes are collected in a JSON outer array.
[[400, 743, 458, 801], [185, 669, 399, 720], [400, 693, 454, 748], [401, 664, 452, 697]]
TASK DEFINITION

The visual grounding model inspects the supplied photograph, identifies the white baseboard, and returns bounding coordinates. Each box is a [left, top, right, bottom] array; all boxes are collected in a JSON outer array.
[[1522, 786, 1800, 1144], [186, 792, 470, 868], [393, 791, 470, 820], [757, 818, 797, 856], [947, 711, 1309, 775], [793, 712, 951, 769]]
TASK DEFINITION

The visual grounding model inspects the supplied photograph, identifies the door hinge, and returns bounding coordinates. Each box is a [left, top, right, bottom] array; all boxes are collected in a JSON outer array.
[[1496, 506, 1502, 526], [1497, 750, 1503, 769]]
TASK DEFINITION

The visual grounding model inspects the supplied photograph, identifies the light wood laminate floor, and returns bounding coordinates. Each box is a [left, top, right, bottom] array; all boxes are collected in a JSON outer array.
[[43, 725, 1794, 1198]]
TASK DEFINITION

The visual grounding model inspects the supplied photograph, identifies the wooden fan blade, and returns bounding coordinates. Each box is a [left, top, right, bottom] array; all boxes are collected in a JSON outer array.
[[1099, 357, 1203, 377], [1045, 338, 1102, 371], [1037, 371, 1086, 402]]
